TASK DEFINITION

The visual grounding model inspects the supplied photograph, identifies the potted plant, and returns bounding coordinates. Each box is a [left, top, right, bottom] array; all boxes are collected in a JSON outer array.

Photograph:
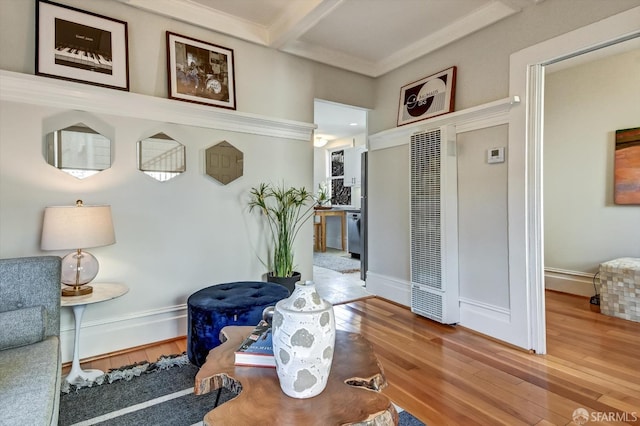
[[248, 182, 317, 292], [314, 182, 331, 209]]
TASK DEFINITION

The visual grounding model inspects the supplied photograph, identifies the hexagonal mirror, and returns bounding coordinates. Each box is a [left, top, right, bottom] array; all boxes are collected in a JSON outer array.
[[46, 123, 111, 179], [137, 133, 186, 182], [205, 141, 243, 185]]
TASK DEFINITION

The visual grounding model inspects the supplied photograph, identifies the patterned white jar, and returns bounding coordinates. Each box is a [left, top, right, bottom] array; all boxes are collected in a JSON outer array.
[[272, 280, 336, 398]]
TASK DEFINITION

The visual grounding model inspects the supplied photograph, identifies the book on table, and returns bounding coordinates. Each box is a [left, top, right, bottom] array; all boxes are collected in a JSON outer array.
[[234, 319, 275, 368]]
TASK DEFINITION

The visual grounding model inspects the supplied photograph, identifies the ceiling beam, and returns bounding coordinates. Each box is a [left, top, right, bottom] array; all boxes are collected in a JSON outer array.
[[268, 0, 344, 49], [115, 0, 530, 78], [495, 0, 542, 8], [375, 1, 521, 77], [280, 39, 377, 77]]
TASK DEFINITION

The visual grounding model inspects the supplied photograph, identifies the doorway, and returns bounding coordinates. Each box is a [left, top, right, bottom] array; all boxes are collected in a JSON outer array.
[[541, 38, 640, 357], [543, 39, 640, 297], [509, 9, 640, 354], [312, 99, 368, 290]]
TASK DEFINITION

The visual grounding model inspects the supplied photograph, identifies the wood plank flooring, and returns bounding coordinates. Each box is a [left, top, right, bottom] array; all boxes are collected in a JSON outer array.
[[65, 291, 640, 425], [62, 338, 187, 375]]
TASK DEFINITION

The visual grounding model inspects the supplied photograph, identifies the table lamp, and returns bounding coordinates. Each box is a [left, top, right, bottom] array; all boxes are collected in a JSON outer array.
[[41, 200, 115, 296]]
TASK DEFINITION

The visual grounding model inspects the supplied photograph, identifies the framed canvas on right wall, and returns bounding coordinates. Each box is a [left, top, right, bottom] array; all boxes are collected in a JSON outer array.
[[614, 127, 640, 205]]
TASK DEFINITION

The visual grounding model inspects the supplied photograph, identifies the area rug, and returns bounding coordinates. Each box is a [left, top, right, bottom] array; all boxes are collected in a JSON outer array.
[[313, 247, 361, 273], [59, 354, 425, 426]]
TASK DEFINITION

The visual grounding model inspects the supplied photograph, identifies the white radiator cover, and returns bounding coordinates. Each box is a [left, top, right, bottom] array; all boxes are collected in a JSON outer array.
[[410, 126, 459, 324]]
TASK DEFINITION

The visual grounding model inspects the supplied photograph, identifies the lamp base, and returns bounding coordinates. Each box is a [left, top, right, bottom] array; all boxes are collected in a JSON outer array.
[[62, 285, 93, 297]]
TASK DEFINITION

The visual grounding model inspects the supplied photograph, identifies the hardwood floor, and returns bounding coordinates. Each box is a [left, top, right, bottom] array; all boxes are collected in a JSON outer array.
[[340, 292, 640, 425], [62, 339, 187, 376], [66, 291, 640, 425]]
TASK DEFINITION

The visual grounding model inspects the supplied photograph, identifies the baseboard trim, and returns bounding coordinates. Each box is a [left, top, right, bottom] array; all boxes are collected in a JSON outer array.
[[459, 297, 511, 323], [544, 268, 597, 297], [458, 297, 519, 346], [365, 272, 410, 306], [61, 335, 187, 369], [60, 304, 187, 363]]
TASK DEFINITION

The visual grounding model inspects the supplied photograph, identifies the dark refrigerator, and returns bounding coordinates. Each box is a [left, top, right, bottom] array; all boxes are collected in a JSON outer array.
[[360, 151, 368, 281]]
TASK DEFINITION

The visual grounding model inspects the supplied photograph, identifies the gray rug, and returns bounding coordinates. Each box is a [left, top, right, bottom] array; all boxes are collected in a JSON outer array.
[[59, 354, 425, 425], [313, 248, 361, 273]]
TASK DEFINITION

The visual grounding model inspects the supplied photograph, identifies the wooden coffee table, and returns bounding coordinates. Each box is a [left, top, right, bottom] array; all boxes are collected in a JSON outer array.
[[195, 326, 398, 425]]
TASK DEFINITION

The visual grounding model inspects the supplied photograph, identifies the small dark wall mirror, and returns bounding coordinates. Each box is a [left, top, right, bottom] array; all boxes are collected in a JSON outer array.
[[205, 141, 243, 185], [46, 123, 111, 179], [137, 132, 186, 182]]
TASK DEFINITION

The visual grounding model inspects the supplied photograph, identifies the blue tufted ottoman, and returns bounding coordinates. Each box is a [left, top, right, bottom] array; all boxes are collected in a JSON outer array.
[[187, 281, 289, 367]]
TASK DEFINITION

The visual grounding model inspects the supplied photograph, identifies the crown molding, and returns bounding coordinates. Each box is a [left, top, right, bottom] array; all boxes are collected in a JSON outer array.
[[369, 96, 520, 151], [0, 71, 315, 141], [116, 0, 269, 45], [114, 0, 521, 78]]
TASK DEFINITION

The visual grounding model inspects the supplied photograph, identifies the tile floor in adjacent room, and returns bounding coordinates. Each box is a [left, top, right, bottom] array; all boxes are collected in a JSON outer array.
[[312, 262, 371, 305]]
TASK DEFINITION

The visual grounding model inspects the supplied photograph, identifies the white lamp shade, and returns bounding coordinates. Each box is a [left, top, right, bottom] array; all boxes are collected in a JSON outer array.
[[41, 204, 115, 250]]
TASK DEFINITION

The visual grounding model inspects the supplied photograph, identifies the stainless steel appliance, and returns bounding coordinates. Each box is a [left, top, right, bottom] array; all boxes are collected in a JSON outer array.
[[347, 211, 361, 258]]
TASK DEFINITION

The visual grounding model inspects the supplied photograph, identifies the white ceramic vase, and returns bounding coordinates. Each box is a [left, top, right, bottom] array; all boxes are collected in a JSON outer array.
[[272, 280, 336, 398]]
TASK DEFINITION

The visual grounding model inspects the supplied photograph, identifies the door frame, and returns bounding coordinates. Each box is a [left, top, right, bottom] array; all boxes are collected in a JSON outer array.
[[508, 7, 640, 354]]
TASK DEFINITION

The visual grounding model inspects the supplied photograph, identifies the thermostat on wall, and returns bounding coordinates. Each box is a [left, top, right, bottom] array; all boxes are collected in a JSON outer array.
[[487, 147, 505, 164]]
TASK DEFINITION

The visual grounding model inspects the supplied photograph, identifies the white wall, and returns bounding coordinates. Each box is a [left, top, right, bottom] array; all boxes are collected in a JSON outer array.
[[0, 0, 374, 362], [0, 99, 314, 361], [367, 144, 410, 279], [457, 125, 509, 309], [544, 49, 640, 280]]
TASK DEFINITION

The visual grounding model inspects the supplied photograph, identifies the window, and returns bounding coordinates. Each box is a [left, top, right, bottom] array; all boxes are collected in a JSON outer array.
[[330, 149, 351, 205]]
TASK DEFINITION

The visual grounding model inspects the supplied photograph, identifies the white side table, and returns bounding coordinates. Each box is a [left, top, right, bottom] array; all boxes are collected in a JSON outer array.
[[61, 282, 129, 385]]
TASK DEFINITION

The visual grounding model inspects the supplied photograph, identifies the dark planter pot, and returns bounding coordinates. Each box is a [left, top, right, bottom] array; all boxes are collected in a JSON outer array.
[[267, 271, 301, 294]]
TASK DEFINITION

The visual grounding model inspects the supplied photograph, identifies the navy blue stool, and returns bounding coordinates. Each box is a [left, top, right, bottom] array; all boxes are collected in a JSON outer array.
[[187, 281, 289, 367]]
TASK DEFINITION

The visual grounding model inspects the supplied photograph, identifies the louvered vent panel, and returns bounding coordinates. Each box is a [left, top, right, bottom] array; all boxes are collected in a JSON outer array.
[[411, 284, 443, 322], [410, 130, 441, 291]]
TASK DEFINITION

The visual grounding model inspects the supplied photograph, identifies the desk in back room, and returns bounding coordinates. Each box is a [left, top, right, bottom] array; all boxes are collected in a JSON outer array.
[[314, 208, 346, 252]]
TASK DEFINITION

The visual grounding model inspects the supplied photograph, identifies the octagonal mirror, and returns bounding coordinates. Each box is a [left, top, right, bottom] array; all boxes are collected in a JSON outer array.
[[205, 141, 243, 185], [137, 133, 186, 182], [46, 123, 111, 179]]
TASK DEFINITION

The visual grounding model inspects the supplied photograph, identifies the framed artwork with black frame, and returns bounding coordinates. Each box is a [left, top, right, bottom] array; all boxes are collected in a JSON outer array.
[[166, 31, 236, 110], [397, 66, 456, 126], [36, 0, 129, 91]]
